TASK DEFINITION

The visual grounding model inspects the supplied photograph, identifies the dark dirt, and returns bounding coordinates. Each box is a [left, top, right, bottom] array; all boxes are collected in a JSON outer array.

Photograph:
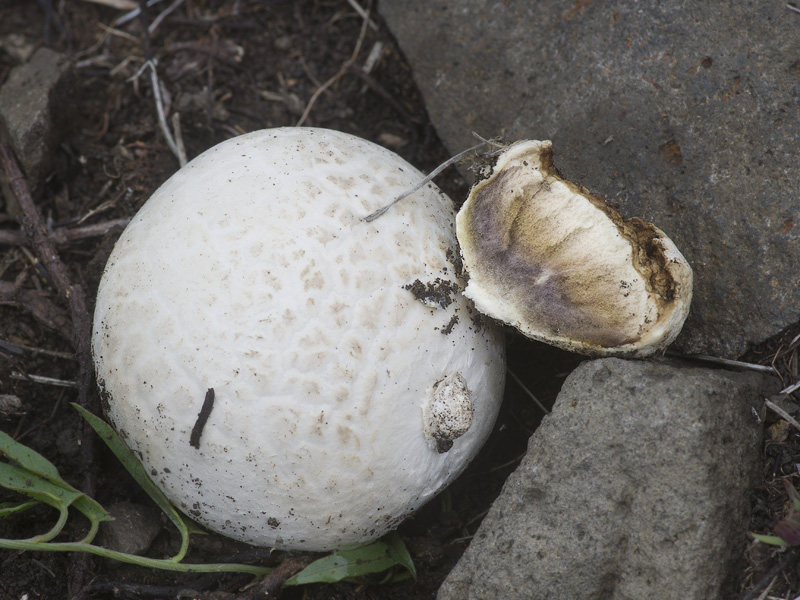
[[0, 2, 798, 600]]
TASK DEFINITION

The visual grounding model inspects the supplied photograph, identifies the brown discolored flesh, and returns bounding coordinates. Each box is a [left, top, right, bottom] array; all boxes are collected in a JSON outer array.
[[456, 140, 692, 356]]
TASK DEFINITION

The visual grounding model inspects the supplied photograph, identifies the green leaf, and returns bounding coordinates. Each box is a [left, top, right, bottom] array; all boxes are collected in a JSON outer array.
[[384, 531, 416, 579], [0, 461, 82, 509], [0, 461, 79, 542], [0, 414, 271, 577], [0, 430, 61, 479], [751, 532, 790, 546], [0, 429, 113, 543], [285, 540, 398, 586], [73, 404, 193, 561]]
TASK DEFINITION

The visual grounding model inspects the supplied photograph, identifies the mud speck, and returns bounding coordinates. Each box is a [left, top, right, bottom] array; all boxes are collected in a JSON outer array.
[[404, 278, 460, 309], [441, 314, 459, 335]]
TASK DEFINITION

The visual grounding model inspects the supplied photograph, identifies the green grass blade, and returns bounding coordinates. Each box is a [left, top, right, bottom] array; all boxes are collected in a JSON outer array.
[[0, 429, 113, 542], [284, 540, 398, 586], [751, 533, 790, 546], [73, 404, 192, 561]]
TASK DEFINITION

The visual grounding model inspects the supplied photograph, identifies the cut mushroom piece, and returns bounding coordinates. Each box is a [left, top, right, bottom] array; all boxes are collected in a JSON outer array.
[[456, 139, 693, 357], [92, 127, 505, 552]]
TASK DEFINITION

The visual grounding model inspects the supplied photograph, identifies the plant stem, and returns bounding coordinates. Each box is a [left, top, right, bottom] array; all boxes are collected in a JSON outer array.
[[0, 538, 271, 576]]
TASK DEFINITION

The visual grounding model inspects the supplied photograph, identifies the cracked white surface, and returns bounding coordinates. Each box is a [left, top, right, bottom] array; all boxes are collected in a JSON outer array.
[[92, 127, 505, 551]]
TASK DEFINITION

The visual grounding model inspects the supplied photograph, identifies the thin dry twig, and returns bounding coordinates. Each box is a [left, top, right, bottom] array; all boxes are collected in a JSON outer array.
[[171, 111, 187, 165], [668, 351, 780, 375], [114, 0, 164, 26], [11, 371, 78, 388], [782, 380, 800, 395], [348, 65, 418, 124], [0, 145, 94, 403], [237, 555, 316, 599], [129, 60, 187, 166], [97, 21, 140, 43], [76, 581, 235, 600], [741, 547, 800, 600], [82, 0, 138, 9], [0, 144, 99, 594], [0, 218, 130, 246], [148, 0, 184, 34], [0, 279, 72, 338], [364, 141, 487, 221], [0, 338, 76, 359], [765, 398, 800, 432], [507, 368, 550, 414], [345, 0, 378, 30], [296, 0, 372, 127]]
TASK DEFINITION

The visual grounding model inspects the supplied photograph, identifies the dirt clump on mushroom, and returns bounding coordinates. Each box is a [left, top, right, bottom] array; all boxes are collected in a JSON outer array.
[[404, 277, 461, 311]]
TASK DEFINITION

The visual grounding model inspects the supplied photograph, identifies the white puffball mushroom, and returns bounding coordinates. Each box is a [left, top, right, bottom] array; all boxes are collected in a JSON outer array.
[[92, 127, 506, 552], [456, 139, 693, 357]]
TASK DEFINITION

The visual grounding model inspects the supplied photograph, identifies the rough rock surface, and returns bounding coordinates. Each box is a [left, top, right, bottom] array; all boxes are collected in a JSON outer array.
[[99, 502, 161, 556], [438, 358, 771, 600], [379, 1, 800, 358], [0, 47, 75, 208]]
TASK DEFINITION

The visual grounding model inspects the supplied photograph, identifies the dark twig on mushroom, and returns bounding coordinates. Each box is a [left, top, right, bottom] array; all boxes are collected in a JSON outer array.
[[190, 388, 216, 449]]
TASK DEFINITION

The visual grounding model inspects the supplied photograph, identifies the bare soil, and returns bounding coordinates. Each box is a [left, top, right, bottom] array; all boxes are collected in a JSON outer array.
[[1, 2, 798, 600]]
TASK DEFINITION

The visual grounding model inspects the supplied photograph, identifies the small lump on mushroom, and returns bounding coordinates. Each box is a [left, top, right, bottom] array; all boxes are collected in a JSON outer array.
[[456, 139, 693, 357], [92, 127, 506, 552], [423, 373, 473, 453]]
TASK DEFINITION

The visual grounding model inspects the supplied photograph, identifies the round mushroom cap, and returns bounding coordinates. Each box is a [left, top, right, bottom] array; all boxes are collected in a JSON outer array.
[[456, 139, 692, 357], [92, 127, 505, 551]]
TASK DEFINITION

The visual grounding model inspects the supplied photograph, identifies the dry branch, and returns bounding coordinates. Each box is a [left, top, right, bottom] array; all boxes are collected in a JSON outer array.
[[0, 144, 94, 406], [0, 143, 99, 593], [0, 218, 130, 246]]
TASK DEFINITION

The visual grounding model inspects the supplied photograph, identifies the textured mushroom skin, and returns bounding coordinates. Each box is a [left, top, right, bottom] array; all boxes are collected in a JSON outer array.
[[456, 140, 692, 356], [92, 128, 505, 551]]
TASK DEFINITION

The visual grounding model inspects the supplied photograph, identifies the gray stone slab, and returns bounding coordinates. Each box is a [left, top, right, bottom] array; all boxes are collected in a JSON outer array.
[[438, 357, 771, 600], [0, 47, 75, 209], [380, 1, 800, 358]]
